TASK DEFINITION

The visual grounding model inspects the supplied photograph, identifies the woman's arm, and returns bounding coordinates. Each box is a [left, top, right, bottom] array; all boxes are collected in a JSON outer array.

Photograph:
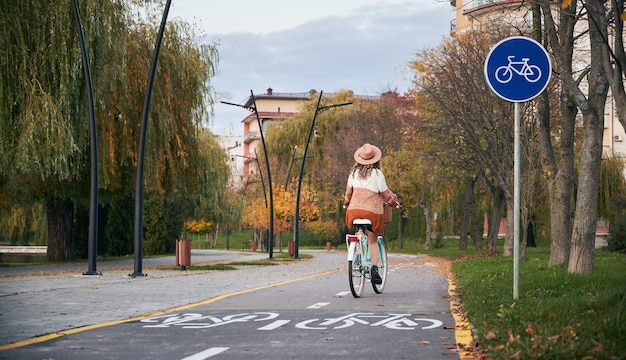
[[380, 189, 398, 207], [344, 185, 353, 207]]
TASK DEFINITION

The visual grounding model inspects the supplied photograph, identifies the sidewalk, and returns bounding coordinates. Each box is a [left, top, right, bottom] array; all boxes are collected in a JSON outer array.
[[0, 249, 346, 348]]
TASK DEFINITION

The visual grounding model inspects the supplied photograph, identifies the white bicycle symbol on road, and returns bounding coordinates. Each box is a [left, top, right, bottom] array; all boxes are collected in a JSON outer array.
[[495, 56, 542, 83], [140, 312, 443, 331]]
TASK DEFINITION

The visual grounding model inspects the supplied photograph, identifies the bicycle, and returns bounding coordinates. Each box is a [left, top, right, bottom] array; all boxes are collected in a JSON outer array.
[[346, 218, 388, 298], [495, 55, 542, 83]]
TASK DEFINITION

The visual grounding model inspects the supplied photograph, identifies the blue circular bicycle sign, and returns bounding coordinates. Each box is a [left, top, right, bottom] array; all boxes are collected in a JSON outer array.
[[484, 36, 551, 102]]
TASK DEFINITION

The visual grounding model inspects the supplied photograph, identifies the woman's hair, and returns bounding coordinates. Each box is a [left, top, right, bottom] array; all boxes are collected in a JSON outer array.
[[351, 161, 380, 179]]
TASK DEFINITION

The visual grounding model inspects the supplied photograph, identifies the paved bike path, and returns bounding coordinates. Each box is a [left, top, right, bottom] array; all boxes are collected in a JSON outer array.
[[0, 249, 474, 358]]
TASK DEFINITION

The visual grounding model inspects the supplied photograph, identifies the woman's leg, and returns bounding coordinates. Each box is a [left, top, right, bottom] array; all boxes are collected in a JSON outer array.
[[366, 229, 379, 266]]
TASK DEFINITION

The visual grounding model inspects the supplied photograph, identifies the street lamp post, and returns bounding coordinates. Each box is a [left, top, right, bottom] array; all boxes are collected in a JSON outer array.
[[71, 0, 100, 276], [293, 91, 351, 259], [131, 0, 172, 277], [221, 91, 275, 259]]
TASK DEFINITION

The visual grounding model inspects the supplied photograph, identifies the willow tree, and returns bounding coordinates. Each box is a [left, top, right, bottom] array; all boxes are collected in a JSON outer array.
[[0, 0, 129, 260], [0, 0, 222, 260]]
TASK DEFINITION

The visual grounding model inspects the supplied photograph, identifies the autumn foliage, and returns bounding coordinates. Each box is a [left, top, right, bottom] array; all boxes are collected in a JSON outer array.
[[182, 219, 214, 235], [242, 185, 319, 235]]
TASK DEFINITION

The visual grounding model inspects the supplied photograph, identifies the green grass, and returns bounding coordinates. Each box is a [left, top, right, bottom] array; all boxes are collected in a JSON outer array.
[[167, 260, 279, 271], [160, 252, 314, 271], [187, 229, 337, 252], [416, 238, 626, 359]]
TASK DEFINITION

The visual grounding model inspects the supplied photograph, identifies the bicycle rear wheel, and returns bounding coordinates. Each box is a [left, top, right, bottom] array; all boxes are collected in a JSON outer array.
[[372, 240, 388, 294], [348, 241, 365, 298]]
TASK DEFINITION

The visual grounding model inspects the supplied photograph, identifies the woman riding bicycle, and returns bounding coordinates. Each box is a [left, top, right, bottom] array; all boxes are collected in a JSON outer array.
[[343, 143, 398, 284]]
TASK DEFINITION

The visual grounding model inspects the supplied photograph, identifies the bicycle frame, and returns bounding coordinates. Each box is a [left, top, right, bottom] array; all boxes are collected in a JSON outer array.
[[346, 220, 388, 298]]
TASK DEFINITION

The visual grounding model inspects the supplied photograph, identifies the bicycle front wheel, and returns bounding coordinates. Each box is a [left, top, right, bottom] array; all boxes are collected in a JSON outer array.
[[348, 241, 365, 298], [372, 240, 388, 294]]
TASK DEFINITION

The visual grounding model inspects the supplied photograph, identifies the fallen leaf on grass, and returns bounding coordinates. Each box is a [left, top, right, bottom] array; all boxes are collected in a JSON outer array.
[[591, 340, 605, 355], [484, 331, 496, 340]]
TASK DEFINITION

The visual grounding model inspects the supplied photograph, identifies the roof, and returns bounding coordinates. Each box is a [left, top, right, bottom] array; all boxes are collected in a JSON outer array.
[[242, 111, 299, 123], [243, 89, 380, 108]]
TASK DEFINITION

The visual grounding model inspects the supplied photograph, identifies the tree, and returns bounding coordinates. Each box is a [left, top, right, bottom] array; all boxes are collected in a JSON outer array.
[[1, 0, 128, 260], [0, 0, 223, 259], [538, 0, 612, 273], [242, 183, 319, 249], [265, 91, 407, 239], [410, 30, 534, 255]]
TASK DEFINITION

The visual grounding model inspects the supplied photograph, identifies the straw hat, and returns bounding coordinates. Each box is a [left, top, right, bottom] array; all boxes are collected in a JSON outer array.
[[354, 143, 382, 165]]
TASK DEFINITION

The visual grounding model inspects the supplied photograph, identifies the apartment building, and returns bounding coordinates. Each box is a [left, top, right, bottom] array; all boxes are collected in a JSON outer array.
[[237, 88, 379, 184], [240, 88, 313, 182], [215, 134, 244, 189]]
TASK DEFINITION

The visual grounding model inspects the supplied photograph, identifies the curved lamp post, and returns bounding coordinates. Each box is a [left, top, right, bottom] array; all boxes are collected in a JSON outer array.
[[71, 0, 100, 275], [221, 91, 275, 259], [131, 0, 172, 277], [293, 91, 351, 259]]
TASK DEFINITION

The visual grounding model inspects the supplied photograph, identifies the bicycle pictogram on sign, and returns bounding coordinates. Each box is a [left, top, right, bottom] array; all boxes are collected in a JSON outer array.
[[484, 36, 551, 103], [495, 56, 542, 83]]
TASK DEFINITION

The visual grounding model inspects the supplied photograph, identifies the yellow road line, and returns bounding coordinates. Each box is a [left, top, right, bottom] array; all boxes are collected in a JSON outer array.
[[0, 268, 341, 351], [447, 276, 479, 359]]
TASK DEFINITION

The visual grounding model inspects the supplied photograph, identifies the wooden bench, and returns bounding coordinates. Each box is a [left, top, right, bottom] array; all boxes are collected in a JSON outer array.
[[0, 246, 47, 254], [241, 241, 251, 251]]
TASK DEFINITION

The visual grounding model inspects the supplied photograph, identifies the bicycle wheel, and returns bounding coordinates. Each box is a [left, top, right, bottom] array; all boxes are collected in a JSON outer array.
[[495, 66, 512, 83], [348, 240, 365, 298], [372, 239, 388, 294]]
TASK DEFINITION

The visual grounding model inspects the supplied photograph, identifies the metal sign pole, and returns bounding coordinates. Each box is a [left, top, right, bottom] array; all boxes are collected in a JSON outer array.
[[484, 36, 551, 300], [513, 102, 521, 300]]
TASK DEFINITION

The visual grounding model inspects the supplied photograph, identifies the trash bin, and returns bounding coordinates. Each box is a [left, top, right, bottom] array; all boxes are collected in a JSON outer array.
[[288, 241, 295, 256], [175, 239, 191, 270]]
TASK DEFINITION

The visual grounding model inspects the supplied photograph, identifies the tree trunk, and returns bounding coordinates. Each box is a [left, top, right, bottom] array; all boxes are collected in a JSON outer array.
[[224, 224, 230, 250], [547, 91, 577, 266], [503, 195, 514, 256], [534, 63, 576, 267], [487, 187, 504, 254], [277, 232, 283, 252], [421, 204, 432, 250], [46, 197, 74, 261], [569, 1, 609, 274], [521, 217, 530, 260], [459, 176, 476, 250], [397, 209, 407, 249], [211, 223, 219, 248], [470, 185, 482, 251], [536, 0, 577, 267]]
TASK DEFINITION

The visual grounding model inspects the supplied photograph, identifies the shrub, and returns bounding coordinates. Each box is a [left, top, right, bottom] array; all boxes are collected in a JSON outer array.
[[607, 196, 626, 253]]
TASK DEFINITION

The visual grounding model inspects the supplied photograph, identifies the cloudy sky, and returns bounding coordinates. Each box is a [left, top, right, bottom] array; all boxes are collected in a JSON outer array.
[[168, 0, 455, 135]]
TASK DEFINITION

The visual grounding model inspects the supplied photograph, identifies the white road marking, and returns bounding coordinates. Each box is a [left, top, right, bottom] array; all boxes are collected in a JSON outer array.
[[181, 347, 229, 360], [257, 319, 290, 330], [335, 291, 351, 297], [307, 302, 330, 309]]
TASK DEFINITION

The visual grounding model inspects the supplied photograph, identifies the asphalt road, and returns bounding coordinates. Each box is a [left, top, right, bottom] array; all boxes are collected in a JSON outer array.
[[0, 250, 469, 359]]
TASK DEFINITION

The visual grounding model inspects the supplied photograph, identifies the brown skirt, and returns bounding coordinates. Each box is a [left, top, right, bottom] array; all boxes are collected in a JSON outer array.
[[346, 208, 384, 235]]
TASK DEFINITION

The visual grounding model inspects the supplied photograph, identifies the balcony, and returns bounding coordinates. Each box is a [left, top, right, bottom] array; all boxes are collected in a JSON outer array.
[[244, 131, 260, 144], [463, 0, 523, 15]]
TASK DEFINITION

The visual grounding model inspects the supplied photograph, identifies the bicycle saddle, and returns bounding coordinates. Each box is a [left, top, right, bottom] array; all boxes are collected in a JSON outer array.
[[353, 219, 372, 226]]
